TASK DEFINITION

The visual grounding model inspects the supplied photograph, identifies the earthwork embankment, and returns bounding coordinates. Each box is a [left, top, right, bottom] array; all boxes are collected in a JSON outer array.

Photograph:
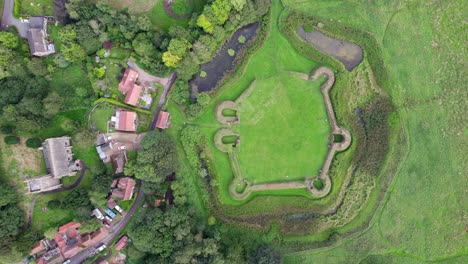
[[215, 67, 351, 200]]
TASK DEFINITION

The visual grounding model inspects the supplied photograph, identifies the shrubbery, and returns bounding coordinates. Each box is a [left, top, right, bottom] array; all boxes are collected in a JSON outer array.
[[0, 125, 14, 134], [313, 179, 324, 190], [4, 136, 20, 145], [46, 199, 61, 209], [25, 138, 42, 148]]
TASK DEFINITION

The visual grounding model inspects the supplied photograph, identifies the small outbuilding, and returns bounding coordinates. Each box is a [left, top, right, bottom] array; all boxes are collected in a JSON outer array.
[[114, 235, 129, 251], [156, 111, 171, 129]]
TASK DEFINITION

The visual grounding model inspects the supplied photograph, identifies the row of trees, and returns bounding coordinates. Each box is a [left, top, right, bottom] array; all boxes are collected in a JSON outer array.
[[0, 182, 41, 261]]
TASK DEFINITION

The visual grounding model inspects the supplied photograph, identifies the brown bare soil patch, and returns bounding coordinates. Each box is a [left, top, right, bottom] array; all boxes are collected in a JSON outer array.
[[297, 26, 363, 71]]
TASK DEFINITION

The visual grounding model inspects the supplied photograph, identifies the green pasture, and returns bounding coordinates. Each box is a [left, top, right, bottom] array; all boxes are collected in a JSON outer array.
[[282, 0, 467, 262], [236, 73, 329, 183]]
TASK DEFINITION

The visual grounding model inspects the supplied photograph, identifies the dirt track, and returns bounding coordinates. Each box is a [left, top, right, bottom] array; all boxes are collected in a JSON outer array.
[[218, 67, 351, 200]]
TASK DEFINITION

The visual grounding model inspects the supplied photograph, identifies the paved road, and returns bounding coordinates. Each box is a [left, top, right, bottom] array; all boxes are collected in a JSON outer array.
[[27, 161, 89, 226], [149, 72, 177, 130], [0, 0, 28, 38], [69, 180, 144, 264]]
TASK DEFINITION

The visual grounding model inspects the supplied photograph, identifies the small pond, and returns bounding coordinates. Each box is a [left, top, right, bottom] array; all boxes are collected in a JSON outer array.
[[190, 22, 260, 97], [297, 26, 363, 71]]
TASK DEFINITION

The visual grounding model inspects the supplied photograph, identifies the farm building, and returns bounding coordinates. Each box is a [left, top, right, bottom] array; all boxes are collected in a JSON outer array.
[[118, 68, 139, 93], [111, 177, 136, 201], [42, 137, 80, 178], [111, 110, 138, 132], [156, 111, 171, 129], [124, 84, 143, 106], [27, 17, 55, 57], [25, 136, 81, 193], [114, 236, 129, 251], [118, 68, 144, 106]]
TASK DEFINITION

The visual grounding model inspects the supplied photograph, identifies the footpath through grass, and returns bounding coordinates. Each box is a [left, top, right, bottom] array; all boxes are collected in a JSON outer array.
[[282, 0, 468, 262]]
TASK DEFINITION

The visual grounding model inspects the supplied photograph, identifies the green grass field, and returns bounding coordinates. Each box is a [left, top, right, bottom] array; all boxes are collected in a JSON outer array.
[[18, 0, 53, 16], [194, 0, 333, 203], [91, 103, 115, 132], [281, 0, 467, 262], [236, 73, 329, 183]]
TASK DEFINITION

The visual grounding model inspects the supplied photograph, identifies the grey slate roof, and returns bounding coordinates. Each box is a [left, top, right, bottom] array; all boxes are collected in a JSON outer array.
[[43, 136, 77, 178], [29, 16, 46, 29], [28, 28, 48, 54], [27, 16, 54, 56]]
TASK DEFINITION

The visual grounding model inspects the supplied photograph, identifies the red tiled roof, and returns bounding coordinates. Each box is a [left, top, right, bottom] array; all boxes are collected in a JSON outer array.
[[111, 177, 135, 201], [58, 222, 81, 233], [116, 110, 137, 132], [54, 233, 66, 249], [107, 198, 116, 209], [36, 257, 45, 264], [62, 245, 81, 259], [123, 178, 135, 200], [118, 68, 138, 94], [124, 84, 143, 106], [31, 241, 45, 255], [90, 228, 108, 244], [114, 236, 128, 251], [156, 111, 170, 129], [112, 189, 125, 199]]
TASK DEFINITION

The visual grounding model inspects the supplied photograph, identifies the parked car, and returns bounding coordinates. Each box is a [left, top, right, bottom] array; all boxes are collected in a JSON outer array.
[[114, 205, 123, 214], [96, 244, 107, 253], [118, 145, 126, 150], [63, 260, 71, 264], [102, 221, 110, 228]]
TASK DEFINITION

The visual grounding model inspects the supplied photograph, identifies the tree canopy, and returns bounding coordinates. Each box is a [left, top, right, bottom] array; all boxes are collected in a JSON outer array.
[[125, 132, 178, 183]]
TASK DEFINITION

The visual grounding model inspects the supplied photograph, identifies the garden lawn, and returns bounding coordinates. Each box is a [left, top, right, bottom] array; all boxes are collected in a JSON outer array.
[[195, 0, 324, 203], [147, 0, 189, 31], [18, 0, 52, 16], [91, 103, 115, 133], [32, 191, 74, 233], [236, 73, 329, 183]]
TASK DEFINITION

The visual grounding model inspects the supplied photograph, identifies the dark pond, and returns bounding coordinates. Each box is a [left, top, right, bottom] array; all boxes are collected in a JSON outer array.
[[297, 26, 363, 71], [190, 22, 260, 97]]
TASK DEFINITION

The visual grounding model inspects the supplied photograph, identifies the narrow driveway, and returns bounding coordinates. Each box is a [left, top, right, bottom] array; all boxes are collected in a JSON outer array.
[[150, 72, 177, 130], [127, 59, 170, 87], [27, 161, 89, 226], [0, 0, 28, 38], [68, 180, 144, 264]]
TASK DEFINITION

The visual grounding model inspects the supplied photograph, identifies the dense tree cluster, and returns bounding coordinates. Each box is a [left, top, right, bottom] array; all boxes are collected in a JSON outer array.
[[0, 182, 24, 254], [125, 131, 178, 183]]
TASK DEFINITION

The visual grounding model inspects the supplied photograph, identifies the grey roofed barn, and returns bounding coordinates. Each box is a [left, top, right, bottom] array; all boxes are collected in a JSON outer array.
[[27, 16, 55, 57], [42, 136, 79, 178]]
